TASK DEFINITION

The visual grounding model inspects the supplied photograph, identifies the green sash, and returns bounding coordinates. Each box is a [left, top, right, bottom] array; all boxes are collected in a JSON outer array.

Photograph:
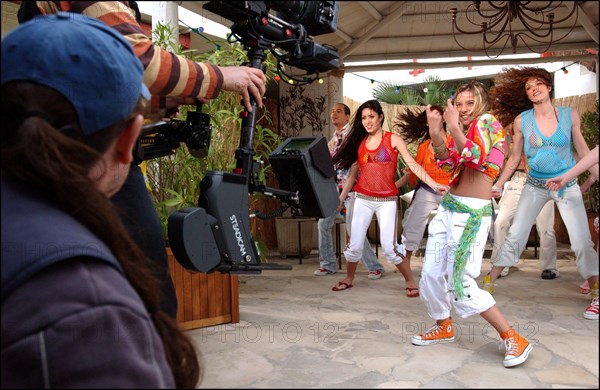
[[440, 194, 492, 298]]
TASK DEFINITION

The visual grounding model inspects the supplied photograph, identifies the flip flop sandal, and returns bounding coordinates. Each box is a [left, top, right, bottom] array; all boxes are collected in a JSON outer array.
[[406, 287, 420, 297], [580, 280, 590, 294], [332, 281, 353, 291]]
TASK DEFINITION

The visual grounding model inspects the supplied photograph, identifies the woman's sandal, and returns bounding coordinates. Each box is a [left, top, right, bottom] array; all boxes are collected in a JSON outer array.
[[406, 287, 419, 297], [332, 281, 353, 292], [580, 280, 590, 294]]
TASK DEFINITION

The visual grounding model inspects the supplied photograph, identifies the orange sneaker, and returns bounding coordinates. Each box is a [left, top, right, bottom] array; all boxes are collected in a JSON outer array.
[[411, 318, 455, 346], [500, 328, 532, 368]]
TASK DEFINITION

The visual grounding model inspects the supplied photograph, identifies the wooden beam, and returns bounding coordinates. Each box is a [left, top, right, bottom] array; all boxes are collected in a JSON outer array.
[[343, 54, 597, 71], [565, 2, 599, 44], [340, 2, 413, 59], [343, 41, 597, 63]]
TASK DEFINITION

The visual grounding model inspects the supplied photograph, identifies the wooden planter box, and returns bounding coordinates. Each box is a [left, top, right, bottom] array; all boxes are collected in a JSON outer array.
[[167, 248, 239, 330]]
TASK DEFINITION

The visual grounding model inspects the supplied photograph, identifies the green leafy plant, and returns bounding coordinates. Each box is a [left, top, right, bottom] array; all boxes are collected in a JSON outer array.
[[372, 75, 453, 106], [422, 75, 450, 106], [372, 80, 420, 105], [579, 100, 599, 213], [151, 22, 183, 54]]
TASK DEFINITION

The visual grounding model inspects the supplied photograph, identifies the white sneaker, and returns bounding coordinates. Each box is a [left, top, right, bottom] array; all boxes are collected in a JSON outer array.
[[314, 268, 335, 276], [500, 267, 510, 277], [368, 270, 383, 280], [584, 297, 599, 320]]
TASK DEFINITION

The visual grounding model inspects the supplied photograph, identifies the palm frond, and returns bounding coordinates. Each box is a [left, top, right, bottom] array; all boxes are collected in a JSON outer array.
[[371, 79, 406, 104], [421, 75, 452, 106]]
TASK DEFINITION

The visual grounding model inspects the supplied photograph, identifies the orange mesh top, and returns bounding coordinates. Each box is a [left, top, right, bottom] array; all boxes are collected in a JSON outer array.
[[408, 139, 452, 188], [354, 132, 399, 197]]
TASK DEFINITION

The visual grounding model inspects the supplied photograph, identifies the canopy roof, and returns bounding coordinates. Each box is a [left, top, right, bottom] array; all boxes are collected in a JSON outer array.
[[184, 1, 599, 71]]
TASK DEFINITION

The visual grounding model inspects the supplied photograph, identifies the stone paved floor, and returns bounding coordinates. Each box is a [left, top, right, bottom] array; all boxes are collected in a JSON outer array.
[[189, 246, 598, 388]]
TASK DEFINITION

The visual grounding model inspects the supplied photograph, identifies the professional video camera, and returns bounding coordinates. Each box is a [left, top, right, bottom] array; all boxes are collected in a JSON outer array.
[[134, 104, 212, 163], [142, 1, 341, 275], [203, 1, 340, 83]]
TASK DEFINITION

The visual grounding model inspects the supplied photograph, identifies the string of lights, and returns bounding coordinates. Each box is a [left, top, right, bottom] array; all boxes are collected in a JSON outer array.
[[349, 72, 381, 85], [178, 19, 222, 50], [350, 60, 580, 92], [275, 73, 325, 86], [348, 72, 432, 93], [556, 61, 579, 75]]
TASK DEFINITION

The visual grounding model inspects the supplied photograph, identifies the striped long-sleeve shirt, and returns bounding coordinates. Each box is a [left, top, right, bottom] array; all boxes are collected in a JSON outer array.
[[34, 1, 223, 102]]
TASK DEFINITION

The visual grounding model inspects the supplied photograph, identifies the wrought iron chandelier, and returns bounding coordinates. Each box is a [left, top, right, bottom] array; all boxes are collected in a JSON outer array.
[[449, 1, 580, 58]]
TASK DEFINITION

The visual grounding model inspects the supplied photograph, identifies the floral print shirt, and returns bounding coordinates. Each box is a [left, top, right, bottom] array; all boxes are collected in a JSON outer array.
[[437, 112, 506, 186]]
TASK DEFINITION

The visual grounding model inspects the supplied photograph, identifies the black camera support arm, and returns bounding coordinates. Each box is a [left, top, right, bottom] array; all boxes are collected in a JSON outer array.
[[235, 47, 266, 181], [169, 44, 293, 274]]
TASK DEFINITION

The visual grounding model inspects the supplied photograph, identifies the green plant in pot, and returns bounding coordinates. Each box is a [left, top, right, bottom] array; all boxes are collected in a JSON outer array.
[[146, 22, 281, 259]]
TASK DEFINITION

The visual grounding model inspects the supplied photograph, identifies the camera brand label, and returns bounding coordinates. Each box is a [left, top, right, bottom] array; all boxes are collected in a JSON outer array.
[[230, 214, 247, 257]]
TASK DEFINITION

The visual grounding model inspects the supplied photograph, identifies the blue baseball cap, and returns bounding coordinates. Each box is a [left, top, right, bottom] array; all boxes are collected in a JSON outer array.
[[1, 12, 150, 135]]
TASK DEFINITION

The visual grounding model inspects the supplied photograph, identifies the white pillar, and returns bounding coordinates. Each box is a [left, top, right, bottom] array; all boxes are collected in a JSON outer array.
[[152, 1, 179, 50], [327, 66, 345, 139]]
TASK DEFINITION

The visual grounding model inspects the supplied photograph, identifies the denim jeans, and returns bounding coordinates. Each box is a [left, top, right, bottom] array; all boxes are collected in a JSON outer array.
[[490, 171, 557, 270], [111, 164, 178, 318], [493, 182, 597, 280], [317, 193, 384, 273]]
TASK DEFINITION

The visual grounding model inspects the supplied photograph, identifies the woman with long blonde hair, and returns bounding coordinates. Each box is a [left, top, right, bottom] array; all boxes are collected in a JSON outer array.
[[411, 81, 533, 368]]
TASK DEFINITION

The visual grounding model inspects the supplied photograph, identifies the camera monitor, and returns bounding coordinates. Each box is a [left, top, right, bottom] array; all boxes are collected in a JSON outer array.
[[269, 136, 338, 218]]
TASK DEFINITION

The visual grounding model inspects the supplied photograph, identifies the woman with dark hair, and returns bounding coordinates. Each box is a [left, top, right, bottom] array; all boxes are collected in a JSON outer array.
[[331, 100, 447, 294], [410, 81, 533, 368], [1, 14, 200, 388], [393, 106, 453, 294], [485, 67, 599, 320]]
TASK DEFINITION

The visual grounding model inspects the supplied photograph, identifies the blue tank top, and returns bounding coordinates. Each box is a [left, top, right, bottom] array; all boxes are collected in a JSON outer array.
[[521, 106, 576, 179]]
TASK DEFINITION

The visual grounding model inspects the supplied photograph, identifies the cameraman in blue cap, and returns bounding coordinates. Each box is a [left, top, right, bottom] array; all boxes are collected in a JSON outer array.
[[17, 1, 267, 319], [1, 13, 200, 388]]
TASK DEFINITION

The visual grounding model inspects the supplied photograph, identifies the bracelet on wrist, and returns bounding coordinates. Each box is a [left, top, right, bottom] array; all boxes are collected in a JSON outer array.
[[432, 142, 447, 155]]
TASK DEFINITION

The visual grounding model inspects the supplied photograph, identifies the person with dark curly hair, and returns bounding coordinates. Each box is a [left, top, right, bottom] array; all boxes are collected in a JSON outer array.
[[393, 106, 453, 296], [410, 81, 533, 368], [1, 13, 200, 387], [485, 67, 599, 321], [331, 100, 447, 293]]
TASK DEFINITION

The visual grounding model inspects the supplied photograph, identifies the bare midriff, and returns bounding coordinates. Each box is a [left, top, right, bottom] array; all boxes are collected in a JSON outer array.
[[450, 168, 493, 200]]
